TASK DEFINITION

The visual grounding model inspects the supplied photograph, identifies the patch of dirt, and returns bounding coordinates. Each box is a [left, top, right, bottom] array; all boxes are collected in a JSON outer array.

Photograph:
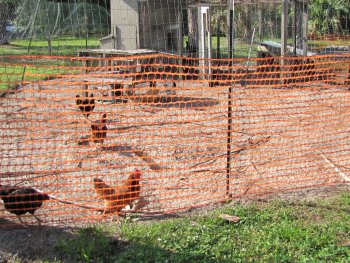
[[0, 63, 350, 228], [0, 225, 74, 263]]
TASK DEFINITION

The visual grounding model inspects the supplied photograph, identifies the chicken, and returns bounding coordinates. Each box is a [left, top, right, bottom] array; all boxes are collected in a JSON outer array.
[[0, 185, 49, 224], [76, 93, 95, 118], [93, 169, 142, 216], [91, 113, 107, 144]]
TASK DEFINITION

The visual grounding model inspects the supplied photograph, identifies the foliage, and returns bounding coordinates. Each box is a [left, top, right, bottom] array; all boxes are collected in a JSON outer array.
[[211, 9, 227, 37], [5, 0, 109, 41], [309, 0, 350, 35]]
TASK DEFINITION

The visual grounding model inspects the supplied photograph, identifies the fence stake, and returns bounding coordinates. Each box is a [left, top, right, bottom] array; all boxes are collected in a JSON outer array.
[[226, 88, 233, 197], [226, 0, 235, 197]]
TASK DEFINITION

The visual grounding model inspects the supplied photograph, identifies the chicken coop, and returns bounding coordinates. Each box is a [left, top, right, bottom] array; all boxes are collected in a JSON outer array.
[[100, 0, 311, 58], [0, 0, 350, 228]]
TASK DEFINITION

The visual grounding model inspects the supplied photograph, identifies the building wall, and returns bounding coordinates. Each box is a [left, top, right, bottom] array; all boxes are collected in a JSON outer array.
[[111, 0, 140, 49], [139, 0, 181, 51], [110, 0, 181, 51]]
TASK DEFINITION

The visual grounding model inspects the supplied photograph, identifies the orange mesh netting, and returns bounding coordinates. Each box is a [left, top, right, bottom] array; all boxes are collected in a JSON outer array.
[[0, 53, 350, 227]]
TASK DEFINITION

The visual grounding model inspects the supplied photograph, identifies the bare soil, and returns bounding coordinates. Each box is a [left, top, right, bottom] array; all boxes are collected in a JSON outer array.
[[1, 70, 350, 261], [0, 75, 350, 227]]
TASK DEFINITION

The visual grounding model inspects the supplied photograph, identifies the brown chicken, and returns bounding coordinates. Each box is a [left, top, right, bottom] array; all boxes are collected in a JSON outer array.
[[93, 169, 141, 216], [76, 93, 95, 118], [91, 113, 107, 144]]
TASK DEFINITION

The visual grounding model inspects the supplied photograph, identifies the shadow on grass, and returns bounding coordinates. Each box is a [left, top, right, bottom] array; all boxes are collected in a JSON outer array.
[[0, 218, 77, 262], [0, 219, 219, 263]]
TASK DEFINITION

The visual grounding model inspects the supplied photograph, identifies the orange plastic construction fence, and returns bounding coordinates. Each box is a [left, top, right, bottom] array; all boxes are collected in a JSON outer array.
[[0, 53, 350, 227]]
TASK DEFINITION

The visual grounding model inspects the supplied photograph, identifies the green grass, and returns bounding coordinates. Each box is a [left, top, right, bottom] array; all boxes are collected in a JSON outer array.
[[0, 61, 80, 90], [56, 225, 121, 263], [55, 192, 350, 262], [308, 39, 350, 50], [0, 37, 100, 56], [0, 37, 99, 89], [10, 37, 100, 47]]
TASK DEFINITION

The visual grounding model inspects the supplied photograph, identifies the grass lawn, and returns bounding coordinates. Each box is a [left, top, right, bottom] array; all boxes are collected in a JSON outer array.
[[0, 37, 100, 56], [0, 58, 81, 90], [56, 191, 350, 262], [308, 39, 350, 50], [0, 38, 95, 89]]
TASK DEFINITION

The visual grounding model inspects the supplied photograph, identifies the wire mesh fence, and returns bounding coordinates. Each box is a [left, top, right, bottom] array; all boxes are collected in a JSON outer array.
[[0, 53, 350, 227], [0, 0, 350, 227], [2, 1, 350, 58]]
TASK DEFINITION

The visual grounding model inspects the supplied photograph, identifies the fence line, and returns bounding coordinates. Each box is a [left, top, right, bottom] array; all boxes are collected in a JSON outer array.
[[0, 53, 350, 227]]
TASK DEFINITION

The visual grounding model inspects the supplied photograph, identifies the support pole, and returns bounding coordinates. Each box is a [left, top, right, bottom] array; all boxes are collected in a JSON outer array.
[[216, 10, 220, 58], [228, 1, 234, 59], [207, 7, 212, 76], [226, 0, 234, 197], [281, 0, 288, 57], [198, 6, 209, 79], [293, 1, 297, 56], [295, 0, 309, 56], [281, 0, 288, 84], [177, 0, 183, 55], [302, 0, 309, 56], [258, 3, 264, 43]]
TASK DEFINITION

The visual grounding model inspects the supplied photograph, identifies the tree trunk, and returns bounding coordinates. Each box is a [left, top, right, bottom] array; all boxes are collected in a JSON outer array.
[[47, 31, 52, 55], [244, 3, 252, 42], [187, 7, 198, 57]]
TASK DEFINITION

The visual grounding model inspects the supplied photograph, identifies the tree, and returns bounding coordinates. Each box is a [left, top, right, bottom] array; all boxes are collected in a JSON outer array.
[[309, 0, 350, 35], [13, 0, 109, 40]]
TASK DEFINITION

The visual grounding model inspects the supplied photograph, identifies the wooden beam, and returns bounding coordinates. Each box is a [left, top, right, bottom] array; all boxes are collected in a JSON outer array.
[[47, 0, 110, 7]]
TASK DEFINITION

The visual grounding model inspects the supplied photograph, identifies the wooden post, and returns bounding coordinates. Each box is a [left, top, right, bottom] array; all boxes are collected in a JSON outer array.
[[258, 2, 264, 43], [293, 1, 297, 55], [302, 0, 309, 56], [281, 0, 289, 84], [295, 0, 309, 56], [281, 0, 288, 57], [295, 0, 303, 52], [177, 1, 183, 55], [216, 10, 220, 58]]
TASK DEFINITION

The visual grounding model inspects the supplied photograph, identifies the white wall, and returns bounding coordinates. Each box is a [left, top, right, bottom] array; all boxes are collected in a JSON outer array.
[[111, 0, 140, 49]]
